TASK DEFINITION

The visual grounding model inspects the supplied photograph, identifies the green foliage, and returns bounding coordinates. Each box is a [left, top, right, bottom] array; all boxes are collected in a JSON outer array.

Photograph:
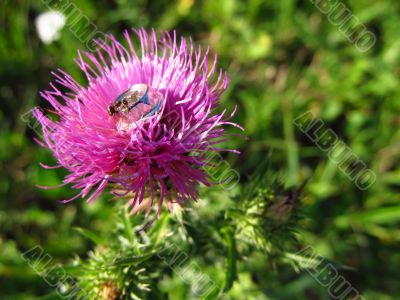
[[227, 162, 303, 257], [60, 165, 307, 300], [72, 210, 170, 299]]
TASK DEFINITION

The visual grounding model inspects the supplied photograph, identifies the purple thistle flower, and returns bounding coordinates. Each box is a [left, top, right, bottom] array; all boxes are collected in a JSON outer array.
[[34, 28, 242, 214]]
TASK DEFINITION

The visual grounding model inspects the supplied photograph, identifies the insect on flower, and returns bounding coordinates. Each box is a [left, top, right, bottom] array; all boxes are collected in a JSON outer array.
[[33, 28, 242, 215], [108, 84, 164, 133]]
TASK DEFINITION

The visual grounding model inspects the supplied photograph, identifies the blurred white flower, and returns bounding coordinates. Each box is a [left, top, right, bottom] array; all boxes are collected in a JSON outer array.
[[35, 11, 66, 44]]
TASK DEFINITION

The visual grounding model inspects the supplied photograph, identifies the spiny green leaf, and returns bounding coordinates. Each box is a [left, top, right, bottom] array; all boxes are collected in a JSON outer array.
[[108, 251, 159, 267], [74, 227, 105, 245], [335, 206, 400, 228], [221, 226, 238, 292]]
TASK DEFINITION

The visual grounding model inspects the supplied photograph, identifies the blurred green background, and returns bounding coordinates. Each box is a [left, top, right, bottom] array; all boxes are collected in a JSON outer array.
[[1, 0, 400, 299]]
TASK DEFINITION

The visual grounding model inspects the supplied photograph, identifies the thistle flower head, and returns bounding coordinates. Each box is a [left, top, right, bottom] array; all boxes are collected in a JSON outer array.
[[34, 28, 241, 213]]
